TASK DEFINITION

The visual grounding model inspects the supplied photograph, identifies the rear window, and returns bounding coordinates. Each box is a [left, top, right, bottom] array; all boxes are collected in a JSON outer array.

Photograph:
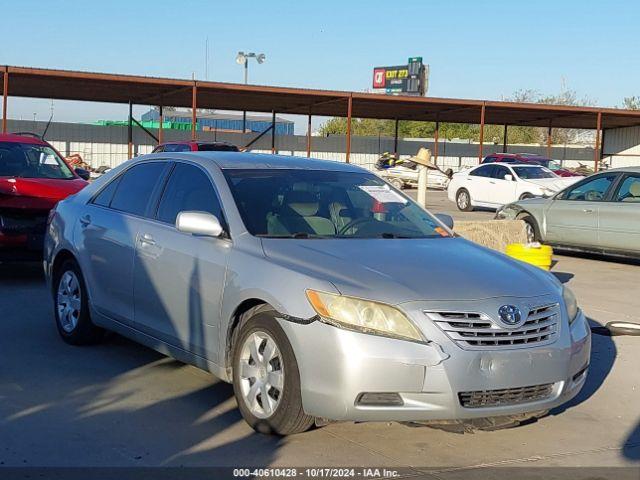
[[197, 143, 239, 152], [110, 162, 166, 217]]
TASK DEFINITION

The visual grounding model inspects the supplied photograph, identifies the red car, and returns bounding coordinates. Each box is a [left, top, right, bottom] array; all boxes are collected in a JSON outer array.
[[481, 153, 580, 177], [0, 133, 88, 260], [152, 140, 239, 153]]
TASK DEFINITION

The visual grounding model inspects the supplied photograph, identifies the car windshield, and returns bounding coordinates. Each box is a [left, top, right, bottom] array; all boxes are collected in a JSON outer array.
[[0, 142, 75, 179], [512, 166, 555, 179], [223, 169, 451, 239]]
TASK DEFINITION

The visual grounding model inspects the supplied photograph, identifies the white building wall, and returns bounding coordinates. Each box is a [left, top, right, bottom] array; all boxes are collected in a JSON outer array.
[[602, 125, 640, 168]]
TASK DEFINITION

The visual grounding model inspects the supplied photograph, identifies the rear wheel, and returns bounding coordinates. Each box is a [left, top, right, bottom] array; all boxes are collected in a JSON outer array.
[[456, 188, 473, 211], [232, 307, 314, 435], [53, 259, 104, 345]]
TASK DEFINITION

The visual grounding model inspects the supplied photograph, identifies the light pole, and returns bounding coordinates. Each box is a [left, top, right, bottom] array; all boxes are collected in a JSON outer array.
[[236, 51, 265, 133]]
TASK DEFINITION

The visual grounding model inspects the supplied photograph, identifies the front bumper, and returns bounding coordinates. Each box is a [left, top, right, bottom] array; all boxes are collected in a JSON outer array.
[[278, 303, 590, 422]]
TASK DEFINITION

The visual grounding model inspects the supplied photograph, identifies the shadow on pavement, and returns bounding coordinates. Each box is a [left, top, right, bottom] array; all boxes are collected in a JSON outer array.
[[0, 259, 280, 467], [550, 317, 616, 416]]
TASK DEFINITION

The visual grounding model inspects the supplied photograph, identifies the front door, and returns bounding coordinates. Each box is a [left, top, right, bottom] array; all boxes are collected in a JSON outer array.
[[598, 173, 640, 254], [133, 162, 230, 361], [489, 164, 518, 205], [544, 173, 617, 246]]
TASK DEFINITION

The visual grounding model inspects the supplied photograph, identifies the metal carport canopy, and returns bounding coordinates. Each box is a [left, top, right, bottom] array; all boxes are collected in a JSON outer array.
[[3, 65, 640, 129]]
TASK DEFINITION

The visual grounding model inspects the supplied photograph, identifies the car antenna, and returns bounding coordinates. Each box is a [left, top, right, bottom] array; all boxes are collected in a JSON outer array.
[[41, 100, 54, 140]]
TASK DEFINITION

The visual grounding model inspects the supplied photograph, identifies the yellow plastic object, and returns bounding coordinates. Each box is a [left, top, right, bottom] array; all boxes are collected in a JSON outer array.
[[505, 243, 553, 271]]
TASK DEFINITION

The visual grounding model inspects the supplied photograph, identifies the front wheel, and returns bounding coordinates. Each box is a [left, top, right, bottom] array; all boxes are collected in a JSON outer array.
[[232, 307, 314, 435], [456, 188, 473, 211], [517, 213, 541, 243]]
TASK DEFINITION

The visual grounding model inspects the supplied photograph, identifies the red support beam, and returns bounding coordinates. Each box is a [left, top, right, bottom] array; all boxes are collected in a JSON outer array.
[[191, 82, 197, 140], [478, 102, 486, 162], [271, 110, 276, 154], [393, 118, 399, 156], [306, 112, 312, 158], [2, 67, 8, 134], [158, 103, 164, 145], [346, 94, 353, 163], [594, 111, 602, 171], [433, 120, 440, 160], [546, 123, 552, 158], [127, 100, 133, 159], [502, 124, 508, 153]]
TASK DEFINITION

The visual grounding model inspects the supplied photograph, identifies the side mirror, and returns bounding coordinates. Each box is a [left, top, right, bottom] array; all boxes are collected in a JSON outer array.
[[176, 211, 224, 237], [75, 168, 91, 181], [504, 174, 514, 181], [435, 213, 454, 229]]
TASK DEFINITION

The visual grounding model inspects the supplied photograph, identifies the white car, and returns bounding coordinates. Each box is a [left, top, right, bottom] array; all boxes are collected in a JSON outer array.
[[447, 163, 581, 211]]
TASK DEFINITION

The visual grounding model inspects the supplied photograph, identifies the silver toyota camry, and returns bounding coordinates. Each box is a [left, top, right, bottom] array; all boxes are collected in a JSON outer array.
[[44, 152, 591, 435]]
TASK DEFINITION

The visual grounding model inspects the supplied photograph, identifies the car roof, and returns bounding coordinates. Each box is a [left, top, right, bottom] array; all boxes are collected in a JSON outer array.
[[143, 151, 368, 173], [0, 133, 48, 145], [605, 166, 640, 173]]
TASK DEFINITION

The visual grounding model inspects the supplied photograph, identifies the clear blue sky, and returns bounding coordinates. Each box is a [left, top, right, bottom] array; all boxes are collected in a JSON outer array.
[[2, 0, 638, 131]]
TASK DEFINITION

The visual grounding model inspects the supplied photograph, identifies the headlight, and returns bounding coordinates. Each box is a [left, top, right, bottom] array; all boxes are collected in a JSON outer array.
[[563, 286, 579, 324], [306, 289, 425, 342]]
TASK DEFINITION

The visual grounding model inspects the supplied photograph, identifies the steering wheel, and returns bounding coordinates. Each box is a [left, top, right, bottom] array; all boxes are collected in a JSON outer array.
[[337, 217, 378, 236]]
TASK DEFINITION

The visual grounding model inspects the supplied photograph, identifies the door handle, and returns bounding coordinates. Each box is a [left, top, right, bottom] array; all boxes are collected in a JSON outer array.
[[489, 181, 496, 184], [583, 209, 594, 213], [79, 214, 91, 227], [139, 233, 156, 246]]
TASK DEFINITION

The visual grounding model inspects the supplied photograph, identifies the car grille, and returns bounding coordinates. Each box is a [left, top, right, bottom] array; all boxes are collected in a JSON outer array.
[[425, 303, 559, 350], [459, 383, 554, 408]]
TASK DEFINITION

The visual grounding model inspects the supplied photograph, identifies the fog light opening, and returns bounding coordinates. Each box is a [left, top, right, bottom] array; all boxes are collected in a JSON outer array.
[[356, 392, 404, 407]]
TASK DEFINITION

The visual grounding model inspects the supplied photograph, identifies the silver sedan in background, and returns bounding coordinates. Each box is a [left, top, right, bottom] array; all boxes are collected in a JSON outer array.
[[44, 152, 590, 435], [497, 166, 640, 258]]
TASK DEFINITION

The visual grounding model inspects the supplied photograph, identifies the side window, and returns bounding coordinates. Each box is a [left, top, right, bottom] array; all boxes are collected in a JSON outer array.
[[614, 175, 640, 203], [156, 163, 224, 225], [92, 176, 122, 207], [163, 144, 191, 153], [470, 165, 495, 177], [563, 174, 616, 202], [484, 156, 496, 163], [110, 162, 167, 217], [493, 165, 511, 180]]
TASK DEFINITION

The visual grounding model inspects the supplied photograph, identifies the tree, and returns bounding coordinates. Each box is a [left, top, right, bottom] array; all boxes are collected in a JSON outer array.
[[318, 86, 595, 145], [622, 96, 640, 110]]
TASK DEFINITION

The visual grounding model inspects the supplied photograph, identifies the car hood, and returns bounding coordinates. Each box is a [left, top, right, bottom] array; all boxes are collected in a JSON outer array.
[[0, 177, 87, 209], [523, 177, 577, 191], [261, 237, 557, 304]]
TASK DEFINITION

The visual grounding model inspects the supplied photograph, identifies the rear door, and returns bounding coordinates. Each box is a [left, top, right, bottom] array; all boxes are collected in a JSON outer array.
[[597, 173, 640, 254], [133, 162, 230, 360], [543, 173, 617, 246], [75, 161, 169, 325]]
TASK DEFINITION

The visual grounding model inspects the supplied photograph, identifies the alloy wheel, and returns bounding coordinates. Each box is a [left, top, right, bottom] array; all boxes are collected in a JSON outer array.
[[238, 331, 285, 419], [57, 271, 82, 333], [457, 191, 469, 210]]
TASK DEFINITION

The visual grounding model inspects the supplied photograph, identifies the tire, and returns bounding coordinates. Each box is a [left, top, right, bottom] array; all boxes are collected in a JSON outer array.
[[53, 259, 104, 345], [232, 307, 314, 435], [519, 192, 535, 200], [517, 213, 541, 243], [456, 188, 473, 211], [389, 178, 404, 190]]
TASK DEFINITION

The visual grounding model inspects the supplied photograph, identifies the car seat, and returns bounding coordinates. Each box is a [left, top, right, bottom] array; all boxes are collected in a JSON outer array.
[[621, 181, 640, 202], [267, 191, 336, 236]]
